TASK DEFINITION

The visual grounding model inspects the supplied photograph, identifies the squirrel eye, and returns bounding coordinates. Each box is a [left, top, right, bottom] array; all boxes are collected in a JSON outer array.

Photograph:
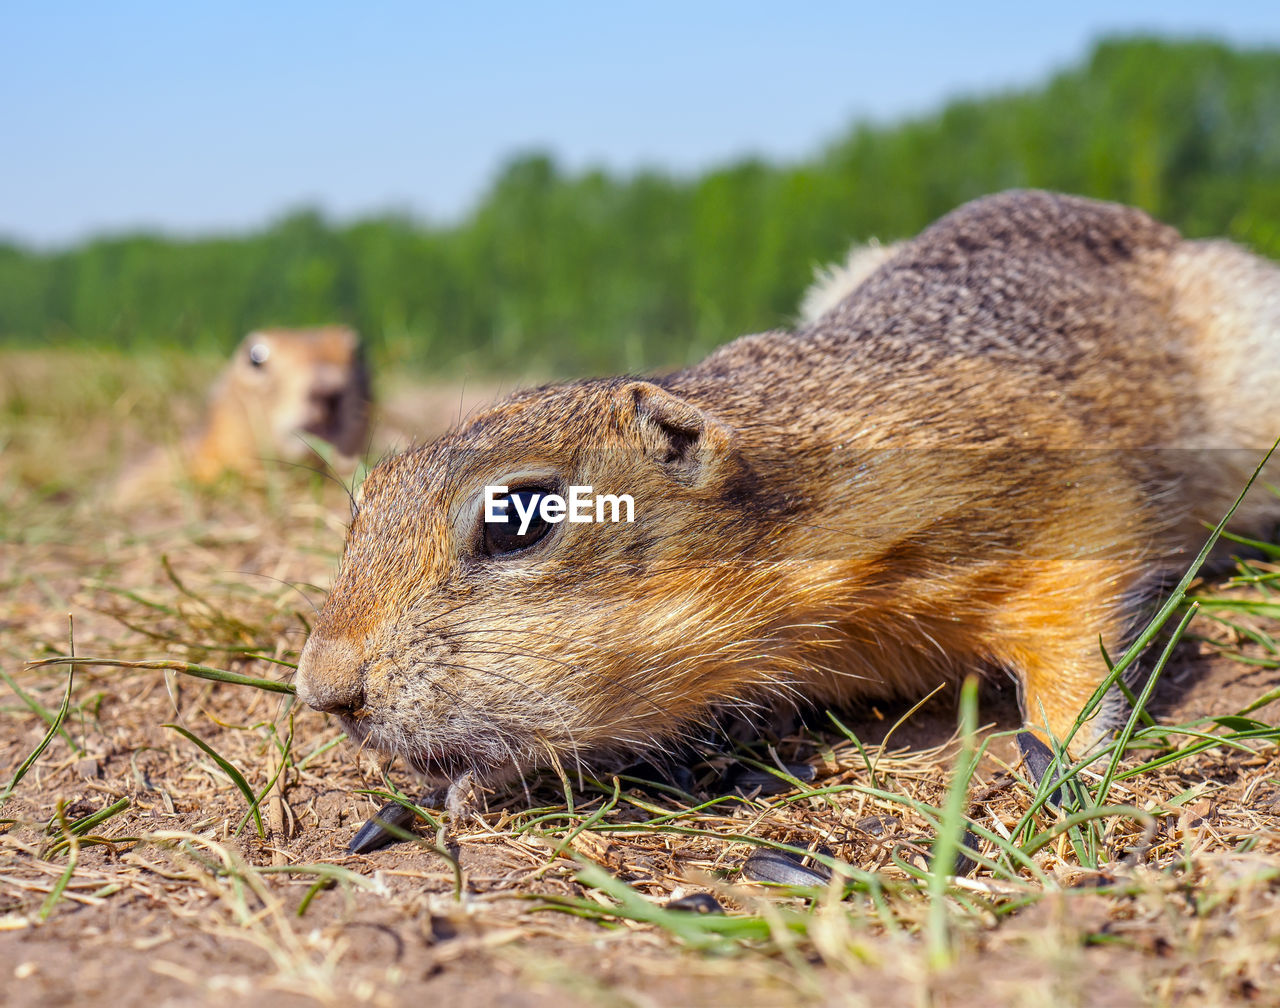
[[484, 488, 553, 556], [248, 343, 270, 368]]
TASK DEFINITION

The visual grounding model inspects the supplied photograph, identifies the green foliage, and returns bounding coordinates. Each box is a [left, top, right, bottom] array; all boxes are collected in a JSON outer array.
[[4, 37, 1280, 374]]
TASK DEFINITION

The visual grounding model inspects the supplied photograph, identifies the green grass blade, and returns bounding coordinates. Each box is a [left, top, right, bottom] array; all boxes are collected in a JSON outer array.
[[38, 803, 79, 921], [0, 665, 82, 754], [164, 723, 265, 837], [1069, 440, 1278, 741], [1094, 603, 1200, 808], [926, 675, 979, 970], [27, 656, 295, 694], [2, 653, 77, 804]]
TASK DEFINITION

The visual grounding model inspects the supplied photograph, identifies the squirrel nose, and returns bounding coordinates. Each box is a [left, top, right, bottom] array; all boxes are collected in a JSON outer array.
[[296, 634, 367, 716], [308, 683, 366, 717]]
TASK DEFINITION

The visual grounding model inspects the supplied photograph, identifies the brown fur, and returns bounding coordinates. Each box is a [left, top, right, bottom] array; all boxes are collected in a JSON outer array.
[[295, 191, 1280, 786], [116, 326, 371, 501]]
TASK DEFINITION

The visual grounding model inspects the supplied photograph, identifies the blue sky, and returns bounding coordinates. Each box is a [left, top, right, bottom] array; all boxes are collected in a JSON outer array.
[[4, 2, 1277, 247]]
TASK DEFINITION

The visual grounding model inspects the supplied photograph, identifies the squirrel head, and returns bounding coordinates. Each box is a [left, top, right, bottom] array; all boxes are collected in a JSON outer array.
[[293, 377, 790, 785], [221, 326, 371, 464]]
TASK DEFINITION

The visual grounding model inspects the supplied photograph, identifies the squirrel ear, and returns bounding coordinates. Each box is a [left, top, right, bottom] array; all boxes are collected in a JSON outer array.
[[618, 381, 732, 482]]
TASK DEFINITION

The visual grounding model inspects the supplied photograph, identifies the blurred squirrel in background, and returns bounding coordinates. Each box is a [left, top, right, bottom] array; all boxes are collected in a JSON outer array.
[[115, 326, 371, 502]]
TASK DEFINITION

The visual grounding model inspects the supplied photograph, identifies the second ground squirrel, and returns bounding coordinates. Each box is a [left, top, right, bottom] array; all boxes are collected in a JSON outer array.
[[115, 326, 371, 502]]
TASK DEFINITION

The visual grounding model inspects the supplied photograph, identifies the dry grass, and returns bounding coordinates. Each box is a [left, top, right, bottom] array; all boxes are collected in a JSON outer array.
[[2, 348, 1279, 1008]]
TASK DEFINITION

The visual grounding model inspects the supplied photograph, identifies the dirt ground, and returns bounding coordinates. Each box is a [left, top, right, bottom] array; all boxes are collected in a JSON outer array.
[[2, 350, 1278, 1007]]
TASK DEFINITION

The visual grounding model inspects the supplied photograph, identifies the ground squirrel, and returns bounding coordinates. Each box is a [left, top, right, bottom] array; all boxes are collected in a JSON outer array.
[[295, 191, 1280, 788], [115, 326, 371, 501]]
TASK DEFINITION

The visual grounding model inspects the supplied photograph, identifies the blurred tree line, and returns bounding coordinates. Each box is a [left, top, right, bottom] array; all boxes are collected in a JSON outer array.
[[2, 37, 1279, 376]]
